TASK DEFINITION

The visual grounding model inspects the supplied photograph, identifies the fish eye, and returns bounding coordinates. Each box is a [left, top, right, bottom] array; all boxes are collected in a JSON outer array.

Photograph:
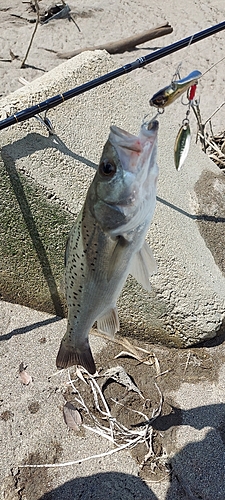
[[99, 160, 117, 177]]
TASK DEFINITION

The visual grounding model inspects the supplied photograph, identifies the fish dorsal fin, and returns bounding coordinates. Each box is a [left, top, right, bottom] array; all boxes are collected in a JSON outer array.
[[129, 241, 157, 292], [97, 307, 120, 338]]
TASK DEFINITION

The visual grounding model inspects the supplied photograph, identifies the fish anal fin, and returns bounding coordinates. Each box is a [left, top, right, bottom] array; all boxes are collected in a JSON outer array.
[[56, 339, 96, 375], [97, 307, 120, 338], [130, 241, 157, 292]]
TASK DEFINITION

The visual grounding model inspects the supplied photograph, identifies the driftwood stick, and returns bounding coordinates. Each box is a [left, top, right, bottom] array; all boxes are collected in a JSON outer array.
[[21, 0, 40, 68], [57, 22, 173, 59]]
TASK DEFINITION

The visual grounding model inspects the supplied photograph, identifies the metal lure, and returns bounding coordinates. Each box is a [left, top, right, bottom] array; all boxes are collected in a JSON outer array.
[[150, 70, 202, 108], [174, 123, 191, 171]]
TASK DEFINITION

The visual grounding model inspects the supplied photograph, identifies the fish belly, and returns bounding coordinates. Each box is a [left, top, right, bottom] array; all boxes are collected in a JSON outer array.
[[56, 206, 133, 373]]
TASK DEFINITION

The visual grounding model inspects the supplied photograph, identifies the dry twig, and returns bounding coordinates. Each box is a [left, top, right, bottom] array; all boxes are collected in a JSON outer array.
[[192, 100, 225, 170], [21, 0, 40, 68]]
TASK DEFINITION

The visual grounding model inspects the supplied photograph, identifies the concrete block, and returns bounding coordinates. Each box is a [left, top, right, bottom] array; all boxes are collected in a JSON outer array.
[[0, 50, 224, 346]]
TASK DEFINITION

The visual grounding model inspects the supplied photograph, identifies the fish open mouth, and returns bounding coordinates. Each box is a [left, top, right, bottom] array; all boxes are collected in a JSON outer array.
[[110, 120, 158, 151], [109, 125, 142, 152]]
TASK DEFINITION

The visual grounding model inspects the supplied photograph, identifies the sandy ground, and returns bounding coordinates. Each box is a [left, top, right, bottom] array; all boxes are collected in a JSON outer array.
[[1, 2, 225, 499]]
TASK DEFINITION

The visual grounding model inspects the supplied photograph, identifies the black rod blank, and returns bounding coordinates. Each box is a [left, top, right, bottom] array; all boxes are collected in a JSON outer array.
[[0, 20, 225, 131]]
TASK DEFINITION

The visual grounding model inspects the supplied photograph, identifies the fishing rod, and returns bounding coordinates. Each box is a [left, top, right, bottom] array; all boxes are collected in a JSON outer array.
[[0, 20, 225, 131]]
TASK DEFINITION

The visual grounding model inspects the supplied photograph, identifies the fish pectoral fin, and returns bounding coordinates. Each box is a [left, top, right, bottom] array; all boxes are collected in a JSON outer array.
[[107, 236, 130, 282], [97, 307, 120, 338], [130, 241, 157, 292], [56, 339, 96, 375]]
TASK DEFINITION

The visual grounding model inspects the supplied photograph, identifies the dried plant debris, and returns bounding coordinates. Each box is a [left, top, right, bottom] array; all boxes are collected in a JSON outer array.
[[63, 401, 82, 431], [40, 3, 71, 24], [101, 365, 144, 398], [206, 129, 225, 170], [9, 49, 19, 61], [19, 337, 172, 478], [21, 365, 169, 481], [92, 331, 158, 368], [192, 100, 225, 171], [21, 0, 40, 68], [19, 362, 33, 385]]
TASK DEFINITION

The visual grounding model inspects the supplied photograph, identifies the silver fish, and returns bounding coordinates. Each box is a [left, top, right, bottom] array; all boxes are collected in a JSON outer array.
[[56, 120, 159, 374]]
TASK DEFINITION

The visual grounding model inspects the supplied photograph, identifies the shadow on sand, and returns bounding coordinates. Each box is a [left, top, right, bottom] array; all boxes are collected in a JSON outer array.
[[36, 403, 225, 499]]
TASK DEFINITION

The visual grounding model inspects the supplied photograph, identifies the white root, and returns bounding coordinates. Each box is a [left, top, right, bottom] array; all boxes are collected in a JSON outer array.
[[21, 367, 164, 469], [155, 369, 172, 379], [20, 438, 141, 468]]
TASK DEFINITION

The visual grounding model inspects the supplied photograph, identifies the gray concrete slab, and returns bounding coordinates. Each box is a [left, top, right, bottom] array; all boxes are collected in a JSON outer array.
[[0, 50, 224, 347]]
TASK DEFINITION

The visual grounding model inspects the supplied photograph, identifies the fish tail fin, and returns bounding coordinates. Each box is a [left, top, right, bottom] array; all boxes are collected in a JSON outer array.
[[56, 340, 96, 375]]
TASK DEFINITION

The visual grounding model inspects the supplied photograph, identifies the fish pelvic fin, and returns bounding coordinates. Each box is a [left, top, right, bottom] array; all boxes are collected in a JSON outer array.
[[56, 339, 96, 375], [97, 307, 120, 338]]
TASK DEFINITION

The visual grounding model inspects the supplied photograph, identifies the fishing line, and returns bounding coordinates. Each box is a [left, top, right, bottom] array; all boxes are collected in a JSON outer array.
[[171, 34, 194, 81], [142, 31, 225, 91], [200, 54, 225, 78], [143, 46, 225, 91]]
